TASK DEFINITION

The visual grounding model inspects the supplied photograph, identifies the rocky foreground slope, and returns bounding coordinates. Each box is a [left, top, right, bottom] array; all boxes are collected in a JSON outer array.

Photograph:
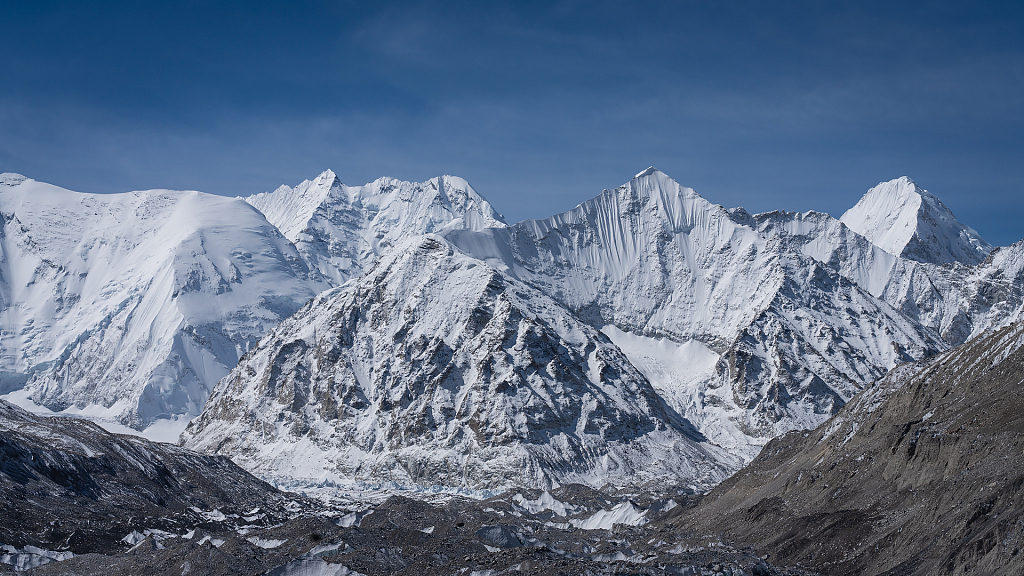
[[18, 320, 1024, 575], [676, 320, 1024, 575], [3, 396, 809, 576], [0, 398, 338, 571]]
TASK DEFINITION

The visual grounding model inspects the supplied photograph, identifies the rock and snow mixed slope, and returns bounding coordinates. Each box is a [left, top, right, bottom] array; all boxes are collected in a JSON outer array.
[[839, 176, 993, 265], [755, 188, 1023, 347], [879, 241, 1024, 345], [0, 173, 326, 430], [181, 235, 738, 491], [245, 170, 506, 286], [752, 208, 899, 297], [683, 320, 1024, 575]]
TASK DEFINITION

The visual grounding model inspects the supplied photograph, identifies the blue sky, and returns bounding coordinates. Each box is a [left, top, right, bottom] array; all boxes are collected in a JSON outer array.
[[2, 0, 1022, 244]]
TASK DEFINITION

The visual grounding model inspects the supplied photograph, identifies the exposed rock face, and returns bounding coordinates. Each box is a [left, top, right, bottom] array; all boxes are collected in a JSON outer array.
[[182, 235, 738, 491], [681, 320, 1024, 575]]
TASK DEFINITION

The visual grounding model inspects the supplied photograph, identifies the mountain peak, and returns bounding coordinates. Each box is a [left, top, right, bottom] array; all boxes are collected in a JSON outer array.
[[245, 171, 506, 286], [314, 168, 341, 186], [839, 177, 992, 265], [633, 166, 662, 179]]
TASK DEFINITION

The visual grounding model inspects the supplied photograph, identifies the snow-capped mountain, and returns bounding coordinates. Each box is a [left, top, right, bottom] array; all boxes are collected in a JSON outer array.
[[0, 173, 326, 429], [443, 169, 946, 456], [245, 170, 505, 286], [752, 208, 899, 297], [749, 195, 1023, 347], [181, 235, 738, 491], [3, 165, 1021, 493], [839, 176, 992, 265]]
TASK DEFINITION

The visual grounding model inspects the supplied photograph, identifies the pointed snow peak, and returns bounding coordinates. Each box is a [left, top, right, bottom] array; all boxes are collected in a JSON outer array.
[[840, 177, 992, 265], [313, 168, 341, 187], [618, 167, 701, 201], [634, 166, 662, 179], [628, 167, 691, 192], [244, 171, 343, 241]]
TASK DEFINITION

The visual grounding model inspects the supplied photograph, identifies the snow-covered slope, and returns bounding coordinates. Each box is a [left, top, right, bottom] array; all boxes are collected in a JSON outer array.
[[753, 209, 898, 297], [880, 240, 1024, 345], [839, 176, 992, 265], [181, 235, 739, 491], [245, 170, 506, 286], [0, 173, 327, 430], [444, 169, 946, 458], [445, 168, 772, 347], [752, 189, 1021, 349]]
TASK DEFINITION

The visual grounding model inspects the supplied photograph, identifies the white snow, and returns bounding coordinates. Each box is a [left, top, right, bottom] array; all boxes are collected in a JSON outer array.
[[513, 492, 575, 516], [0, 544, 74, 571], [246, 171, 506, 286], [196, 535, 225, 548], [182, 234, 739, 492], [121, 530, 146, 545], [441, 169, 949, 464], [2, 168, 1020, 496], [0, 174, 326, 432], [335, 510, 371, 528], [840, 176, 992, 265], [190, 507, 227, 522], [600, 325, 719, 402], [265, 558, 365, 576]]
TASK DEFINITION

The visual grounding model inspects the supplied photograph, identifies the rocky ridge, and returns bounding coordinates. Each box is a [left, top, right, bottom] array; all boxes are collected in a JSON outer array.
[[245, 170, 505, 286], [444, 169, 951, 457], [2, 168, 1023, 493]]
